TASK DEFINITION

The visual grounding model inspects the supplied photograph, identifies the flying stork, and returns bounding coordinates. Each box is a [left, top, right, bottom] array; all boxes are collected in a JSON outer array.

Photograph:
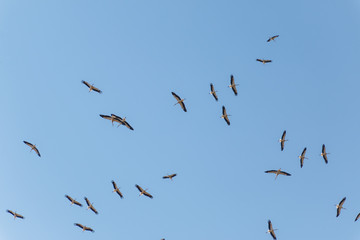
[[111, 180, 124, 199], [81, 80, 102, 93], [74, 223, 94, 232], [84, 197, 98, 214], [23, 141, 41, 157], [65, 195, 82, 207], [336, 197, 346, 217], [256, 59, 272, 64], [267, 220, 277, 240], [135, 184, 153, 199], [267, 35, 279, 42], [171, 92, 187, 112], [163, 173, 177, 180], [209, 83, 218, 101], [115, 115, 134, 130], [100, 114, 123, 126], [321, 144, 329, 164], [228, 75, 238, 96], [221, 106, 231, 125], [265, 168, 291, 180], [279, 130, 287, 151], [6, 210, 24, 220], [299, 147, 308, 168]]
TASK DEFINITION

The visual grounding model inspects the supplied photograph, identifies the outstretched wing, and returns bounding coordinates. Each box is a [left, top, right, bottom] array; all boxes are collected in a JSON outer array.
[[81, 80, 91, 88], [65, 195, 73, 202], [73, 200, 82, 207], [112, 180, 117, 189], [171, 92, 181, 101], [85, 226, 95, 232], [33, 146, 41, 157], [84, 197, 91, 207], [124, 121, 134, 130], [143, 191, 153, 199], [279, 171, 291, 176], [355, 213, 360, 222], [74, 223, 84, 229], [180, 102, 187, 112], [7, 210, 15, 216], [90, 205, 98, 214], [230, 75, 237, 95], [23, 141, 33, 147], [100, 114, 112, 120], [135, 184, 143, 193], [265, 170, 277, 174]]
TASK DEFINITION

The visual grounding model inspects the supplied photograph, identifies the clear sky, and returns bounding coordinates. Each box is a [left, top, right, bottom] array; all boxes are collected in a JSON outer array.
[[0, 0, 360, 239]]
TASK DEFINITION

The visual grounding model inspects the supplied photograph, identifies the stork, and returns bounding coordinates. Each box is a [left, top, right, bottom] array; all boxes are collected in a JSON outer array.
[[266, 220, 277, 240], [256, 59, 272, 64], [74, 223, 94, 232], [267, 35, 279, 42], [111, 180, 124, 199], [65, 195, 82, 207], [84, 197, 98, 214], [81, 80, 102, 93], [299, 147, 308, 168], [279, 130, 287, 151], [163, 174, 177, 180], [100, 114, 123, 126], [172, 92, 187, 112], [265, 168, 291, 180], [335, 197, 346, 217], [6, 210, 24, 220], [228, 75, 238, 96], [23, 141, 41, 157], [209, 83, 218, 101], [321, 144, 329, 164], [221, 106, 230, 125], [135, 184, 153, 199]]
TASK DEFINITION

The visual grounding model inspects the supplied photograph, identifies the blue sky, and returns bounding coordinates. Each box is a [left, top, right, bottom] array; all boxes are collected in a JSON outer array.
[[0, 0, 360, 239]]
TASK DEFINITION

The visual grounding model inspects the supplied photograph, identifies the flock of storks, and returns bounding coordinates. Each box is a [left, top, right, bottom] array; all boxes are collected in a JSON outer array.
[[7, 34, 358, 239]]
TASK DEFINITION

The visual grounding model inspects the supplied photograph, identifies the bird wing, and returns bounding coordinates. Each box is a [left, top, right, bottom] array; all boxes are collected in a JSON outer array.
[[34, 146, 41, 157], [300, 157, 304, 168], [162, 175, 169, 179], [15, 213, 24, 219], [7, 210, 15, 216], [230, 75, 237, 95], [230, 75, 234, 86], [116, 189, 124, 198], [85, 226, 94, 232], [135, 184, 143, 192], [222, 106, 227, 115], [281, 141, 284, 151], [336, 207, 341, 217], [210, 83, 214, 92], [224, 115, 230, 125], [81, 80, 91, 88], [111, 114, 122, 120], [23, 141, 33, 147], [265, 170, 277, 174], [171, 92, 181, 101], [270, 231, 277, 240], [281, 131, 286, 140], [279, 171, 291, 176], [180, 102, 187, 112], [268, 220, 273, 230], [339, 197, 346, 207], [213, 91, 218, 101], [264, 60, 272, 63], [323, 154, 328, 164], [84, 197, 90, 206], [65, 195, 73, 202], [355, 213, 360, 222], [124, 121, 134, 130], [232, 85, 238, 96], [100, 114, 112, 120], [144, 191, 153, 199], [170, 173, 177, 178], [74, 223, 83, 229], [112, 180, 117, 189], [74, 200, 82, 207], [92, 86, 102, 93], [301, 147, 307, 156], [322, 144, 326, 153], [90, 205, 98, 214], [256, 59, 262, 62], [267, 37, 271, 42]]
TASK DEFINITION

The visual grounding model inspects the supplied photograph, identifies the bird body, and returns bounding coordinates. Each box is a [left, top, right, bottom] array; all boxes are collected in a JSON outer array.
[[23, 141, 41, 157], [172, 92, 187, 112]]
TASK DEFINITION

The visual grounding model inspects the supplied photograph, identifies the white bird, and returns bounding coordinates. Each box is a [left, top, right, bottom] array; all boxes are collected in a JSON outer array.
[[23, 141, 41, 157], [84, 197, 98, 214], [74, 223, 94, 232], [336, 197, 346, 217], [267, 35, 279, 42], [65, 195, 82, 207], [299, 147, 308, 168], [256, 59, 272, 64], [163, 173, 177, 180], [221, 106, 230, 125], [321, 144, 329, 164], [209, 83, 218, 101], [81, 80, 102, 93], [172, 92, 187, 112], [6, 210, 24, 220], [265, 168, 291, 180], [266, 220, 277, 240], [135, 184, 153, 199], [279, 130, 287, 151], [112, 180, 124, 199], [228, 75, 238, 96]]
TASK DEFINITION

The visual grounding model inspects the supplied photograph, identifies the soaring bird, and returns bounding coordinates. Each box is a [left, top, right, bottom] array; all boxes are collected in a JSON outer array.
[[100, 114, 123, 126], [135, 184, 153, 199], [23, 141, 41, 157], [163, 174, 177, 180], [267, 220, 277, 240], [336, 197, 346, 217], [84, 197, 98, 214], [299, 147, 308, 168], [279, 130, 287, 151], [6, 210, 24, 220], [265, 169, 291, 180], [256, 59, 272, 64], [209, 83, 218, 101], [172, 92, 187, 112], [65, 195, 82, 207], [74, 223, 94, 232], [221, 106, 230, 125], [267, 35, 279, 42], [355, 213, 360, 222], [81, 80, 102, 93], [111, 180, 124, 199], [321, 144, 329, 164], [228, 75, 238, 96]]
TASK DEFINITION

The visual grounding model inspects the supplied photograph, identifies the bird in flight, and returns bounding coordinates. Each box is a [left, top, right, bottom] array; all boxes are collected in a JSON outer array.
[[267, 35, 279, 42], [100, 114, 123, 126], [336, 197, 346, 217], [23, 141, 41, 157], [163, 173, 177, 180], [81, 80, 102, 93], [355, 213, 360, 222], [113, 114, 134, 131], [256, 59, 272, 64], [228, 75, 238, 96], [74, 223, 94, 232], [111, 180, 124, 199], [266, 220, 277, 239], [172, 92, 187, 112], [84, 197, 98, 214], [279, 130, 287, 151], [135, 184, 153, 199], [209, 83, 218, 101], [265, 168, 291, 180], [65, 195, 82, 207], [299, 147, 308, 168], [321, 144, 329, 164], [221, 106, 231, 126], [6, 210, 24, 220]]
